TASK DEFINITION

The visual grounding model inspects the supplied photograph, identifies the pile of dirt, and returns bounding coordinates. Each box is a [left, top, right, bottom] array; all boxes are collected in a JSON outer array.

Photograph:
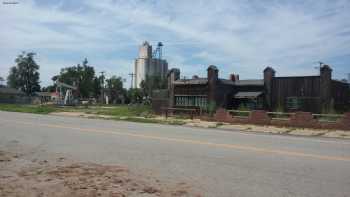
[[0, 151, 200, 197]]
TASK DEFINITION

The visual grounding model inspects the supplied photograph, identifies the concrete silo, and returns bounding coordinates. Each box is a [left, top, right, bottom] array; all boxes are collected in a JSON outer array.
[[134, 41, 168, 88]]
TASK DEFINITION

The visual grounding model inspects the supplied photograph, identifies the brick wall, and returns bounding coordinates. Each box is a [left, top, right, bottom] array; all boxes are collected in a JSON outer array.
[[213, 108, 350, 131], [214, 108, 235, 123], [289, 112, 318, 128], [248, 110, 271, 125], [338, 112, 350, 130]]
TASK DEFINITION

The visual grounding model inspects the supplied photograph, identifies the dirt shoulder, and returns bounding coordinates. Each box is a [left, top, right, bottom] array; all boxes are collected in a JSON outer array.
[[0, 150, 201, 197], [49, 111, 350, 139]]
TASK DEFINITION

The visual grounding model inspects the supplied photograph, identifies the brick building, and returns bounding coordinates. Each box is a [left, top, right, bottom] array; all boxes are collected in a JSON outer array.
[[166, 65, 350, 113]]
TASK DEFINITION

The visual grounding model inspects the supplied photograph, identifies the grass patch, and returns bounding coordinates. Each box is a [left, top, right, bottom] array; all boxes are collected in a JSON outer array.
[[0, 104, 59, 114], [216, 122, 224, 127], [208, 122, 224, 128], [0, 104, 184, 126], [94, 105, 152, 117], [119, 117, 162, 124], [167, 120, 186, 125], [112, 116, 185, 125]]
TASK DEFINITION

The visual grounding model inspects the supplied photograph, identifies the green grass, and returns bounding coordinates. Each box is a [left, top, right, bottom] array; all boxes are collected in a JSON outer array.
[[0, 104, 59, 114], [93, 105, 152, 117], [0, 104, 152, 117], [0, 104, 185, 125], [112, 116, 185, 125]]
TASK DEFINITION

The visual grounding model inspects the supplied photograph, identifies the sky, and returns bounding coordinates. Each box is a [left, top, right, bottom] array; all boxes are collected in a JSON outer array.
[[1, 0, 350, 88]]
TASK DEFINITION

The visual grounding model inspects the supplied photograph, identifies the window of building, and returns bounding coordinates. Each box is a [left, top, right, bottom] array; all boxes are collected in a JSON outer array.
[[286, 97, 303, 110], [175, 96, 207, 108]]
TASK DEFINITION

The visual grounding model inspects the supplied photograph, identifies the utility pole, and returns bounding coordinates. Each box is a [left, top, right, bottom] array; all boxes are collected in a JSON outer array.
[[99, 71, 105, 88], [129, 73, 135, 89], [99, 71, 105, 103]]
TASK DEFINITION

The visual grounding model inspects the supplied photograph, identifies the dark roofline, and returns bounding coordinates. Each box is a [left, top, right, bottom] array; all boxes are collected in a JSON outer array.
[[173, 78, 208, 85], [274, 75, 320, 79], [332, 79, 350, 85]]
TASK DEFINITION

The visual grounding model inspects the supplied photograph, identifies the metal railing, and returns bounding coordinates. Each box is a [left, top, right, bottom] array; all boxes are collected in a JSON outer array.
[[313, 113, 344, 123], [227, 110, 250, 118], [267, 112, 294, 120]]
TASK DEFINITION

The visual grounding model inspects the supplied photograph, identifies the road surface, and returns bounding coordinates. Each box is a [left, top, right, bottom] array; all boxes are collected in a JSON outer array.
[[0, 111, 350, 197]]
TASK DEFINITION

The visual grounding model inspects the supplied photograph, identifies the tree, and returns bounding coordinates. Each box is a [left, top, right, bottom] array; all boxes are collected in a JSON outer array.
[[127, 88, 143, 104], [7, 52, 40, 95], [92, 77, 101, 99], [55, 58, 95, 98], [140, 75, 167, 97], [41, 85, 56, 92], [106, 76, 124, 103], [92, 74, 105, 100]]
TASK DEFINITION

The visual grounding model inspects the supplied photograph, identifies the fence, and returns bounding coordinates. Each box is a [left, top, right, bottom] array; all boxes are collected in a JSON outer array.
[[0, 96, 33, 104]]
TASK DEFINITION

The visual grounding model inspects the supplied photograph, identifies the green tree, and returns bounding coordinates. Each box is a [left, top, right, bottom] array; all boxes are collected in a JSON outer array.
[[106, 76, 124, 103], [92, 74, 105, 100], [92, 77, 101, 99], [7, 52, 40, 95], [41, 85, 56, 92], [140, 75, 167, 97], [127, 88, 143, 104], [55, 58, 95, 98]]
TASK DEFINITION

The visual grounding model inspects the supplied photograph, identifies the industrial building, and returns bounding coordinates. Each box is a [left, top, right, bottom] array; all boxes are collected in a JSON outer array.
[[134, 41, 168, 88], [165, 65, 350, 113]]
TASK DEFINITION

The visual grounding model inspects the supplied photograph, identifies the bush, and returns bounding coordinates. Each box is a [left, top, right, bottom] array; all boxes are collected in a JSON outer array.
[[207, 101, 216, 117]]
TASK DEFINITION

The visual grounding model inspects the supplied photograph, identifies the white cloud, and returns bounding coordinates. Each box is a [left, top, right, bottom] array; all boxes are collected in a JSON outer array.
[[0, 0, 350, 86]]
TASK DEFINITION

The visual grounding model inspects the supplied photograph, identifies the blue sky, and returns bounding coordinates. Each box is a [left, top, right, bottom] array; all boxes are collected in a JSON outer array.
[[1, 0, 350, 87]]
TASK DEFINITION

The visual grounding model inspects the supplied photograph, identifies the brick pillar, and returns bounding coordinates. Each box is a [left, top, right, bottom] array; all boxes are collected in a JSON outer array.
[[207, 65, 218, 107], [290, 112, 318, 128], [167, 68, 180, 108], [263, 67, 275, 111], [248, 110, 271, 125], [320, 65, 332, 113], [214, 108, 234, 123], [338, 112, 350, 130]]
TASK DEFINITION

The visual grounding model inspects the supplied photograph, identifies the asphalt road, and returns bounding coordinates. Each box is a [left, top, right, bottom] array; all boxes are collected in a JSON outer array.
[[1, 111, 350, 197]]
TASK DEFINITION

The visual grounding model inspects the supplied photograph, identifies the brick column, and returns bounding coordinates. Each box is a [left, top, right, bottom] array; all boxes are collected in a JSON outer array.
[[167, 68, 180, 108], [207, 65, 218, 107]]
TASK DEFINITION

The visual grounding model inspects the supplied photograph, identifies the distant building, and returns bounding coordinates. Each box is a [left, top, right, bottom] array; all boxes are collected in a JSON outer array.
[[134, 41, 168, 88], [33, 92, 59, 104]]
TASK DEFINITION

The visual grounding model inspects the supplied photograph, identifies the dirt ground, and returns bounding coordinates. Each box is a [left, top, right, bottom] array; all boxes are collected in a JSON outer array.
[[0, 150, 201, 197]]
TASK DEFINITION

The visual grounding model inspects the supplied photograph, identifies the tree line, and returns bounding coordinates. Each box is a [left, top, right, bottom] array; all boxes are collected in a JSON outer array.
[[3, 52, 167, 104]]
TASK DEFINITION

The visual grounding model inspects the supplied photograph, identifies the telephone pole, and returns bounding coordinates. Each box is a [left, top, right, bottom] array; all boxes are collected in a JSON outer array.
[[129, 73, 136, 89], [99, 71, 105, 103]]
